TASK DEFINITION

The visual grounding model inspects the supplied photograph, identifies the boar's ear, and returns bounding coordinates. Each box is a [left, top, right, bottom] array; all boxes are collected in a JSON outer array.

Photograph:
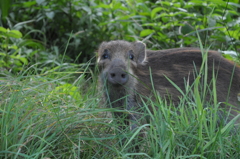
[[133, 41, 146, 64]]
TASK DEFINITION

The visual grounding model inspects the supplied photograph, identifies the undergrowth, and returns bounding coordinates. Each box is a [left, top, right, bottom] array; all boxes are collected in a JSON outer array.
[[0, 54, 240, 158]]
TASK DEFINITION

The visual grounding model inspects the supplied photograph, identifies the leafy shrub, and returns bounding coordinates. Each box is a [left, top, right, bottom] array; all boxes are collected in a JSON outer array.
[[2, 0, 239, 66], [0, 25, 74, 75], [0, 26, 43, 74], [139, 0, 240, 52]]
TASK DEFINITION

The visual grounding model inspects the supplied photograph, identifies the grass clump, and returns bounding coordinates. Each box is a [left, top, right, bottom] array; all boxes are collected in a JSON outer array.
[[0, 63, 110, 158], [0, 55, 240, 158]]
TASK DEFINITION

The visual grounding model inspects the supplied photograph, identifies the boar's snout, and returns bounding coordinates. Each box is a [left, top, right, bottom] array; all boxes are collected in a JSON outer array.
[[108, 67, 128, 85]]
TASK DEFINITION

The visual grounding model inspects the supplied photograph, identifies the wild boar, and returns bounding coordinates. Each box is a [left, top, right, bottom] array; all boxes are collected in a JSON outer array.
[[97, 40, 240, 131]]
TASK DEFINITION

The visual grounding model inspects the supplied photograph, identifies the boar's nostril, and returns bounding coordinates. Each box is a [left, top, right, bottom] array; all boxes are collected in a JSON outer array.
[[111, 73, 116, 78], [108, 68, 128, 85]]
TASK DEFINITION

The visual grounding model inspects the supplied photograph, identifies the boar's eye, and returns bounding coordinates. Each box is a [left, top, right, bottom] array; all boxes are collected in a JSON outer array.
[[129, 54, 134, 60], [129, 50, 134, 60], [102, 53, 109, 59], [102, 49, 110, 59]]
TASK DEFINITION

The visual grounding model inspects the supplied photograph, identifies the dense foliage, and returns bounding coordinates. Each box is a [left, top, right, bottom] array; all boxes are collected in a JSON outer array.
[[1, 0, 240, 74], [0, 0, 240, 158]]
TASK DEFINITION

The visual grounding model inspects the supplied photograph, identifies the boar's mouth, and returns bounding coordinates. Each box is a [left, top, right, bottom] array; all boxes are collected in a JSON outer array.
[[107, 67, 129, 86]]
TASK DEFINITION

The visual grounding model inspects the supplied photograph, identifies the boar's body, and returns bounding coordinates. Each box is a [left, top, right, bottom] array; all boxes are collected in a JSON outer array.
[[138, 48, 240, 106], [97, 40, 240, 126]]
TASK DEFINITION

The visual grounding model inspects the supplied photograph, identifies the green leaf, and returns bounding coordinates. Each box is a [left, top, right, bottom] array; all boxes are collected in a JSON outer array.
[[46, 11, 55, 19], [0, 26, 7, 33], [227, 30, 240, 40], [49, 83, 81, 101], [10, 55, 28, 65], [97, 3, 111, 9], [161, 1, 171, 7], [229, 2, 240, 8], [181, 23, 194, 35], [0, 52, 7, 56], [18, 39, 44, 49], [23, 1, 36, 7], [9, 45, 18, 50], [8, 30, 22, 38], [222, 54, 234, 61], [36, 0, 45, 5], [18, 57, 28, 65], [151, 7, 166, 19], [140, 29, 155, 37]]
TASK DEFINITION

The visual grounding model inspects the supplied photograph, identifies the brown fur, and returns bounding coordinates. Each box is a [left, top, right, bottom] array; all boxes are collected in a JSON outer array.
[[97, 40, 240, 127]]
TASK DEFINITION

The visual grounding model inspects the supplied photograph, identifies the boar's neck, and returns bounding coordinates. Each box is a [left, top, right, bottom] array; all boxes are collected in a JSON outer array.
[[105, 83, 135, 110]]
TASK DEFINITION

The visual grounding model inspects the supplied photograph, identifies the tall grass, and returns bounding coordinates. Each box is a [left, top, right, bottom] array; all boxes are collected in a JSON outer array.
[[1, 51, 240, 158], [0, 63, 109, 158]]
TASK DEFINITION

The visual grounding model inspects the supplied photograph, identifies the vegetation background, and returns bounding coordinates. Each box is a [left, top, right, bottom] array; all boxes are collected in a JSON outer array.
[[0, 0, 240, 158]]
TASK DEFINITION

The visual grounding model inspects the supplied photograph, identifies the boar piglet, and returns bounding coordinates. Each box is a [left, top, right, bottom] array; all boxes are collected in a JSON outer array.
[[97, 40, 240, 133]]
